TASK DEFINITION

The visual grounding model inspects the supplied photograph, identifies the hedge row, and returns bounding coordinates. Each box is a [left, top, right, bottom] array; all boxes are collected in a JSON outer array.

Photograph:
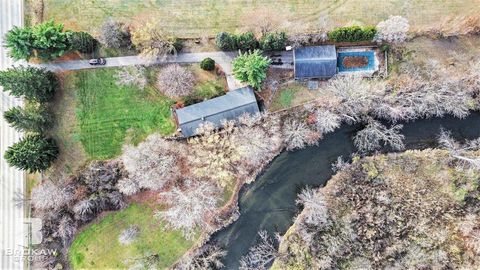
[[216, 25, 377, 51], [216, 31, 286, 51], [327, 26, 377, 42]]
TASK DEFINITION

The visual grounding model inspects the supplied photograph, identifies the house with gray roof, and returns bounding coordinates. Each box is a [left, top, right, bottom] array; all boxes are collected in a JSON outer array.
[[174, 86, 260, 137], [294, 45, 337, 79]]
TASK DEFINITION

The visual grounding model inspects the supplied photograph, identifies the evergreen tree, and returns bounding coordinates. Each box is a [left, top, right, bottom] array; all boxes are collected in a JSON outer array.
[[4, 135, 59, 173], [215, 32, 236, 51], [31, 20, 71, 60], [259, 32, 287, 51], [232, 50, 271, 90], [0, 66, 58, 102], [3, 105, 54, 133], [4, 26, 35, 60]]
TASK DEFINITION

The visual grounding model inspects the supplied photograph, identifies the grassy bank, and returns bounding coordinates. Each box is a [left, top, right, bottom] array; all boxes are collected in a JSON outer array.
[[69, 203, 197, 269]]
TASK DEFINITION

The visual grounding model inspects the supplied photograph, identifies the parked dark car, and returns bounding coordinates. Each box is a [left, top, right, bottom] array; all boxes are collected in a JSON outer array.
[[88, 58, 106, 65]]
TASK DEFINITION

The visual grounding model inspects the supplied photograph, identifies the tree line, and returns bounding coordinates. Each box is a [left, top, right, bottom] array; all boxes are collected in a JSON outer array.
[[1, 66, 59, 173]]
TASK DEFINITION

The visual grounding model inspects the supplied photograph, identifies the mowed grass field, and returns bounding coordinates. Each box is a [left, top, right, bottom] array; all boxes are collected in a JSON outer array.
[[72, 68, 175, 160], [56, 65, 225, 161], [69, 203, 197, 269], [42, 0, 480, 38]]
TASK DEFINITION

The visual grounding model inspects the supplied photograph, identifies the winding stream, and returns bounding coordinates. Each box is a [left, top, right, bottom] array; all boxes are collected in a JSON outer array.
[[211, 112, 480, 269]]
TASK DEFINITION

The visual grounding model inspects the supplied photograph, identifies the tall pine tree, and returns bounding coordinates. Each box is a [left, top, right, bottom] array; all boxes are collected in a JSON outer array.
[[0, 66, 58, 102], [4, 135, 59, 173], [4, 105, 53, 133]]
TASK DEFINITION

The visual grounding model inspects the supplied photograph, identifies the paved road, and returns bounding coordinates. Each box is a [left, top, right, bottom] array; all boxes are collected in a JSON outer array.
[[40, 51, 246, 90], [0, 0, 26, 269]]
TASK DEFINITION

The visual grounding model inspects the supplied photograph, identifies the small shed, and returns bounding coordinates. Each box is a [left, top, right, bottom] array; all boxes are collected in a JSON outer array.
[[174, 86, 260, 137], [294, 45, 337, 79]]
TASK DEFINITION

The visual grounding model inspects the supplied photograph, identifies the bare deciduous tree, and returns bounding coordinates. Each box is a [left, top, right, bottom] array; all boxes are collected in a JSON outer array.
[[72, 198, 96, 221], [353, 119, 405, 153], [296, 188, 330, 233], [131, 22, 178, 59], [375, 16, 410, 43], [177, 244, 227, 270], [116, 177, 141, 196], [239, 230, 280, 270], [438, 130, 480, 170], [31, 181, 73, 210], [155, 180, 220, 239], [100, 19, 131, 49], [325, 75, 383, 123], [282, 119, 320, 151], [156, 64, 195, 98], [234, 123, 282, 170], [188, 121, 240, 187], [57, 216, 76, 247], [313, 109, 341, 134], [121, 134, 183, 193], [114, 65, 148, 90]]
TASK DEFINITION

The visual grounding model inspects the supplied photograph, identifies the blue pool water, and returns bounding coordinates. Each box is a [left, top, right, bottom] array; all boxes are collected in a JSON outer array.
[[337, 51, 375, 72]]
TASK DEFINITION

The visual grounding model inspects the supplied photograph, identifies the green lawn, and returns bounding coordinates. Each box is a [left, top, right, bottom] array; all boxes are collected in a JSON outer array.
[[69, 204, 196, 270], [269, 83, 321, 111], [41, 0, 479, 38], [73, 68, 175, 160]]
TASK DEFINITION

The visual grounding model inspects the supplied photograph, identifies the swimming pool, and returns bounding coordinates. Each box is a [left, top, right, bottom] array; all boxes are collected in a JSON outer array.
[[337, 50, 376, 72]]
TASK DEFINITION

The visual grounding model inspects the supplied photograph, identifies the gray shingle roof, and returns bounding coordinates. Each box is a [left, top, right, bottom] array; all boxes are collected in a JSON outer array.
[[175, 86, 260, 137], [294, 45, 337, 79]]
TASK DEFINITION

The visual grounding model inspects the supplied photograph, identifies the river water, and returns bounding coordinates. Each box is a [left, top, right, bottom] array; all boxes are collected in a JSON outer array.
[[211, 112, 480, 269]]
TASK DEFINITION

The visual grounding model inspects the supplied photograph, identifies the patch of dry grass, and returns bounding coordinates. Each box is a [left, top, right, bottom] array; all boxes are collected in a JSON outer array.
[[39, 0, 480, 38]]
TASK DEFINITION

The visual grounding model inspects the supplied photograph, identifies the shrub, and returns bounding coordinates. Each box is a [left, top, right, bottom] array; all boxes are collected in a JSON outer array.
[[118, 226, 139, 245], [4, 135, 59, 173], [4, 20, 70, 60], [215, 32, 236, 51], [235, 31, 259, 51], [200, 57, 216, 71], [69, 31, 97, 53], [3, 104, 53, 133], [327, 25, 377, 42], [259, 32, 287, 51], [232, 50, 271, 89], [0, 66, 58, 102]]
